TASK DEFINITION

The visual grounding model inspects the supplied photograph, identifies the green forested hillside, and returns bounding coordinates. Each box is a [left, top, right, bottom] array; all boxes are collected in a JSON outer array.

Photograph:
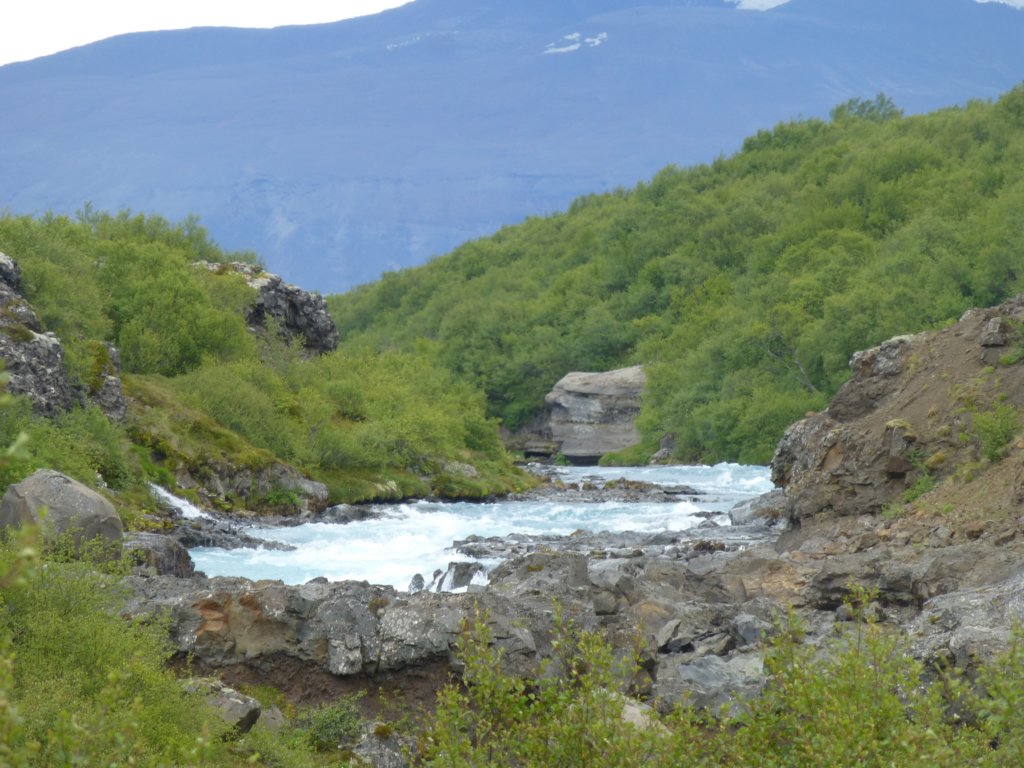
[[329, 89, 1024, 464], [0, 210, 523, 507]]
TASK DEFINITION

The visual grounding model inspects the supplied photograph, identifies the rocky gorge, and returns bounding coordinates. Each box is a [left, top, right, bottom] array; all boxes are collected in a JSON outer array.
[[98, 294, 1024, 748]]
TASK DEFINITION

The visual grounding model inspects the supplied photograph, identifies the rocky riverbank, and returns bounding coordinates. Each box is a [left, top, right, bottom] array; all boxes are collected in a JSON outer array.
[[117, 295, 1024, 739]]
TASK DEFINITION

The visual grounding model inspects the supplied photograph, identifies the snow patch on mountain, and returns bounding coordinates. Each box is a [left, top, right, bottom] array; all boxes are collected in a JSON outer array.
[[724, 0, 791, 9], [386, 30, 459, 51], [544, 32, 607, 55]]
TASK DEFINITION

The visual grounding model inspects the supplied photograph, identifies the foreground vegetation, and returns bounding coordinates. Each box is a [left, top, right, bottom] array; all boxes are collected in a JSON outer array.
[[0, 528, 379, 766], [0, 210, 526, 511], [331, 86, 1024, 463], [421, 599, 1024, 767], [9, 525, 1024, 768]]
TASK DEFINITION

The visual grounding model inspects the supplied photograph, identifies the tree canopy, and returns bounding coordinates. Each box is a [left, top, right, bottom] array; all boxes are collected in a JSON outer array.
[[329, 85, 1024, 463]]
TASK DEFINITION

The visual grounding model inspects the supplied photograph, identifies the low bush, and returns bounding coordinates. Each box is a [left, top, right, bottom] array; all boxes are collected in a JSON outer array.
[[301, 694, 364, 752], [0, 528, 230, 765], [421, 590, 1024, 767]]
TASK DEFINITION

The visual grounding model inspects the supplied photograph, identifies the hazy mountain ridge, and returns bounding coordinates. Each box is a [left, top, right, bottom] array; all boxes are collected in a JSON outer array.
[[2, 0, 1024, 291]]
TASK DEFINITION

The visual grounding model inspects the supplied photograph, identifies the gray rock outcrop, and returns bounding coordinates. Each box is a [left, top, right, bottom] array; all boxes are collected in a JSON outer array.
[[124, 532, 196, 577], [123, 576, 545, 680], [771, 295, 1024, 523], [87, 342, 128, 421], [544, 365, 645, 463], [0, 252, 81, 414], [196, 261, 339, 354], [0, 469, 123, 555]]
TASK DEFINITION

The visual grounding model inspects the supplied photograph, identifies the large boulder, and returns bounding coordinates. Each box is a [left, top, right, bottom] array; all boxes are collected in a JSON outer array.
[[0, 469, 123, 555], [544, 365, 645, 463]]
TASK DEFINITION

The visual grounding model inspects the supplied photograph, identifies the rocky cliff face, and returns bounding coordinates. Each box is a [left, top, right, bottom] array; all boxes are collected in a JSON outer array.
[[197, 262, 339, 354], [0, 252, 81, 414], [542, 365, 645, 463], [0, 252, 129, 419], [772, 295, 1024, 524]]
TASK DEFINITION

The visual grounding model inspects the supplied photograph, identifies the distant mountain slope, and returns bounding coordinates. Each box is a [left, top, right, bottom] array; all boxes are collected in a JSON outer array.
[[329, 87, 1024, 463], [2, 0, 1024, 291]]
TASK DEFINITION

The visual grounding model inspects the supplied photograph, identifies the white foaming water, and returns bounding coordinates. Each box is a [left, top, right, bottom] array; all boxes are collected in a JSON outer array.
[[188, 464, 773, 590], [150, 482, 212, 519]]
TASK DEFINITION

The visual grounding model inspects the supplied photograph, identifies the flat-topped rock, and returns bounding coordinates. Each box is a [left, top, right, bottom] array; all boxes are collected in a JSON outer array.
[[545, 365, 645, 463]]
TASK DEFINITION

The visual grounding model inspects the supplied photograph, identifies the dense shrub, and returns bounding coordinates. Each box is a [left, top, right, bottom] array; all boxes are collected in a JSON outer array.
[[0, 210, 524, 502], [0, 397, 135, 491], [0, 530, 230, 765], [301, 695, 364, 752]]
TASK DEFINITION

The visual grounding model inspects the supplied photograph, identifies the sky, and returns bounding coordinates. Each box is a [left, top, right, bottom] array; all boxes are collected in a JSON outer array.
[[2, 0, 1023, 67], [0, 1, 413, 67]]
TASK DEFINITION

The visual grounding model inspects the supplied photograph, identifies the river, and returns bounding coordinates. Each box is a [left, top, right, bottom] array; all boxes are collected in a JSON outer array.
[[175, 463, 774, 590]]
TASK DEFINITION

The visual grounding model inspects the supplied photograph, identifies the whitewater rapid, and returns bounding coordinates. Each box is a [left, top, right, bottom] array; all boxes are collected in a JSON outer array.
[[178, 463, 773, 590]]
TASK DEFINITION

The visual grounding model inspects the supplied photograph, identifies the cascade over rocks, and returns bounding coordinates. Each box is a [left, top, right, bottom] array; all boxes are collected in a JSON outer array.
[[196, 261, 339, 354]]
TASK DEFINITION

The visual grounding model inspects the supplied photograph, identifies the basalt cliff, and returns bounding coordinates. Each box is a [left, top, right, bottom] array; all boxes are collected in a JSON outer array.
[[119, 294, 1024, 732]]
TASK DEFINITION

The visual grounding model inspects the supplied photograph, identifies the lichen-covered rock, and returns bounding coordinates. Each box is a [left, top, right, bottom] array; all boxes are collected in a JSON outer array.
[[87, 342, 128, 421], [175, 460, 330, 515], [0, 469, 123, 555], [123, 575, 544, 679], [184, 679, 261, 734]]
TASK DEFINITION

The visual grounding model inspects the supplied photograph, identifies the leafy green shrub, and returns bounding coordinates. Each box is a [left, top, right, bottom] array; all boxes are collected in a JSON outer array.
[[422, 610, 708, 768], [902, 469, 935, 503], [0, 529, 231, 765], [423, 591, 1024, 767], [301, 694, 364, 752], [725, 590, 977, 767], [973, 402, 1019, 462], [0, 398, 136, 491], [976, 626, 1024, 764]]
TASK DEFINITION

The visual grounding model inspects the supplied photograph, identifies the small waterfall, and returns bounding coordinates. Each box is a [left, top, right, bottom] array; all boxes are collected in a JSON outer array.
[[149, 483, 213, 520]]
